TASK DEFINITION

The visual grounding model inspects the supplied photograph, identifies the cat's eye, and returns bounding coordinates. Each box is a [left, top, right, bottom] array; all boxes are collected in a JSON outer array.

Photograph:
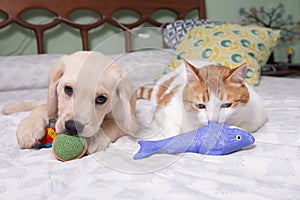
[[95, 95, 107, 105], [196, 103, 206, 109], [221, 102, 232, 108], [64, 86, 73, 96], [236, 135, 241, 140]]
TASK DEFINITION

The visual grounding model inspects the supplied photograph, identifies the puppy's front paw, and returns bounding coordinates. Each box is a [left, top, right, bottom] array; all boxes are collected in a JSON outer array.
[[16, 116, 47, 149], [86, 132, 111, 154]]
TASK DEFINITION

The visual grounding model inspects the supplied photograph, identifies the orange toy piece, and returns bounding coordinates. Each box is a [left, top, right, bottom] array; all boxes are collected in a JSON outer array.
[[39, 121, 57, 148]]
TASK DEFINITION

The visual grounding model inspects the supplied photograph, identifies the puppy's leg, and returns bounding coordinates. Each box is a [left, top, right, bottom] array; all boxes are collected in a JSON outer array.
[[86, 120, 125, 154], [16, 104, 49, 149], [2, 99, 46, 115], [86, 132, 111, 154]]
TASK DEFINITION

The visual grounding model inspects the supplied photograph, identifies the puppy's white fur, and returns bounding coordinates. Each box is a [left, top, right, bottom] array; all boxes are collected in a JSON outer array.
[[2, 51, 137, 154]]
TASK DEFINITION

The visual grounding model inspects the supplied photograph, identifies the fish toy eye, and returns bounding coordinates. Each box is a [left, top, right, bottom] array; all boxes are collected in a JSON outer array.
[[236, 135, 241, 140]]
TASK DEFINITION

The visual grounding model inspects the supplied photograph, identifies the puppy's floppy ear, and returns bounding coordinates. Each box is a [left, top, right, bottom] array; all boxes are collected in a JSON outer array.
[[112, 77, 137, 136], [48, 57, 65, 119]]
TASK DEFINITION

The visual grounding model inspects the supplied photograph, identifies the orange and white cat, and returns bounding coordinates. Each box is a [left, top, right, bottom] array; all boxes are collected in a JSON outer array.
[[137, 60, 268, 139]]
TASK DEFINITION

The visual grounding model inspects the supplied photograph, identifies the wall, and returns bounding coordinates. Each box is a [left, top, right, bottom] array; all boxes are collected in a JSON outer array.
[[0, 0, 299, 63], [205, 0, 300, 63]]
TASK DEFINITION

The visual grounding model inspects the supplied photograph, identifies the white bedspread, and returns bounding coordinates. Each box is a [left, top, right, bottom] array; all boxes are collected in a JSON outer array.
[[0, 51, 300, 199]]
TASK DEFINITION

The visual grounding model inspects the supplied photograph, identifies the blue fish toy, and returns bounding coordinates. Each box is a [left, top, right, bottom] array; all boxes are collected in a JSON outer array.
[[134, 121, 255, 160]]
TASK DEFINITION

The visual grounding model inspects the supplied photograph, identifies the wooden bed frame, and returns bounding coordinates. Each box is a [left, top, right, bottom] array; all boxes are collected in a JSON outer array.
[[0, 0, 206, 54]]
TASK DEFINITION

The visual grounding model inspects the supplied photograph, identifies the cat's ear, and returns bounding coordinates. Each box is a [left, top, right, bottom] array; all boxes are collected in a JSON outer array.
[[184, 59, 202, 83], [227, 63, 247, 86]]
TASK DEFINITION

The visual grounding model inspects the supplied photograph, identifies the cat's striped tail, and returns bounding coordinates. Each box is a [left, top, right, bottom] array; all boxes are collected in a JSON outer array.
[[137, 86, 153, 100]]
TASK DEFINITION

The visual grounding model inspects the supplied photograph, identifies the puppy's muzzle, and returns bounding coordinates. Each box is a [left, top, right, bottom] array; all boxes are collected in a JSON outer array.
[[64, 120, 84, 136]]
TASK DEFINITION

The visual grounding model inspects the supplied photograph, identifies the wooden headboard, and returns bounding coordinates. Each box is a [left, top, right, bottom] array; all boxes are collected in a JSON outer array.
[[0, 0, 206, 54]]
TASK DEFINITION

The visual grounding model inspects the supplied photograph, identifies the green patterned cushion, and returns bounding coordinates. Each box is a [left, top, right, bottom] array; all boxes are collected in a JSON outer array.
[[168, 23, 280, 86]]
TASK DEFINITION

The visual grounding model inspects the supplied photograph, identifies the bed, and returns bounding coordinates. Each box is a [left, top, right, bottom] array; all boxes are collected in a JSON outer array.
[[1, 0, 300, 199]]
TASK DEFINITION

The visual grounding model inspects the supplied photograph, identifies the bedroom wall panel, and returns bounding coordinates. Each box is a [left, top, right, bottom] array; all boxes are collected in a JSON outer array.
[[0, 0, 299, 63]]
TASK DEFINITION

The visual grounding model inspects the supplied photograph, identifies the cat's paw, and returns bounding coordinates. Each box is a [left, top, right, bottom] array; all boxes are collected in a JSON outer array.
[[16, 115, 47, 149]]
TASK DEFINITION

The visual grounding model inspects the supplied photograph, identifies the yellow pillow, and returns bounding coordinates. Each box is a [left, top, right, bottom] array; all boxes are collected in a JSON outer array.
[[168, 23, 280, 86]]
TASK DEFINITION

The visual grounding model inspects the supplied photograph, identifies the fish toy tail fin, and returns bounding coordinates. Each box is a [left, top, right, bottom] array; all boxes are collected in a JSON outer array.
[[134, 140, 166, 160]]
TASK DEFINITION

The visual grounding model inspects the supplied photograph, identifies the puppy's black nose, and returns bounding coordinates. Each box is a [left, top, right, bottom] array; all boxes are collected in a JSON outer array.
[[64, 120, 84, 135]]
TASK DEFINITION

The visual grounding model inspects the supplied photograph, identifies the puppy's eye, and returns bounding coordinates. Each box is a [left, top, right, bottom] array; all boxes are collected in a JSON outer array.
[[221, 102, 232, 108], [95, 95, 107, 104], [64, 86, 73, 96], [196, 103, 206, 109]]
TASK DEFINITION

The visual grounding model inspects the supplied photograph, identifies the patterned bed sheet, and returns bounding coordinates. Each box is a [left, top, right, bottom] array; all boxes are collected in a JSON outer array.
[[0, 50, 300, 199]]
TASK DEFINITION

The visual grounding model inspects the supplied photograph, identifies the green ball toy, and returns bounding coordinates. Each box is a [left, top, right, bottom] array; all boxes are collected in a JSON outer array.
[[52, 134, 87, 162]]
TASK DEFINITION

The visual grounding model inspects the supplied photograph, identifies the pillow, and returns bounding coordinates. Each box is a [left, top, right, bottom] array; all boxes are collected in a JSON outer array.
[[168, 23, 281, 86], [163, 19, 224, 49]]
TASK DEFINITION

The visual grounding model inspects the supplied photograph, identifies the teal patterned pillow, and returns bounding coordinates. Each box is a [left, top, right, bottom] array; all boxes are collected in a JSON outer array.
[[169, 23, 281, 86]]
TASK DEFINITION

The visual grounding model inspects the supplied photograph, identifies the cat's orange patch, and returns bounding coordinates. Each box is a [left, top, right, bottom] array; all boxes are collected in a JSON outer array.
[[158, 85, 180, 107], [183, 80, 207, 112], [156, 76, 176, 100], [156, 76, 180, 107]]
